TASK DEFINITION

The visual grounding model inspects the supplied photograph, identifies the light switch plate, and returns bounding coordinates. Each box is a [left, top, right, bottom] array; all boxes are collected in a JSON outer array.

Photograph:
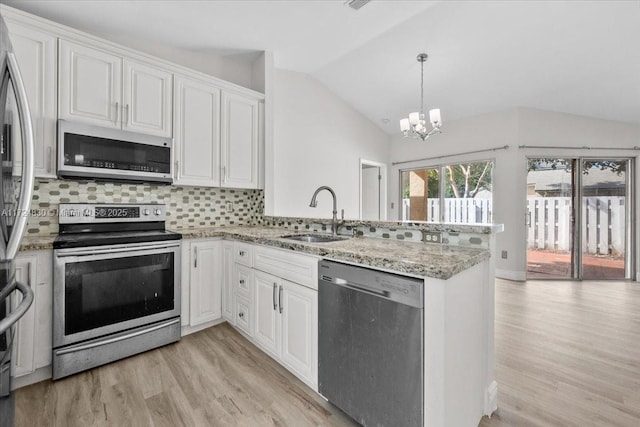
[[225, 201, 234, 212]]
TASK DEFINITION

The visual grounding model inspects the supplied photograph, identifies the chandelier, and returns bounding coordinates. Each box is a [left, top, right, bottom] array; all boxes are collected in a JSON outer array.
[[399, 53, 442, 141]]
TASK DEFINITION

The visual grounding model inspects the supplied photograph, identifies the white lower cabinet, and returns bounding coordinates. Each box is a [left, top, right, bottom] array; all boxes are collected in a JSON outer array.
[[254, 271, 280, 356], [188, 240, 223, 326], [12, 250, 52, 378], [185, 238, 318, 388], [279, 279, 317, 385], [253, 270, 318, 388]]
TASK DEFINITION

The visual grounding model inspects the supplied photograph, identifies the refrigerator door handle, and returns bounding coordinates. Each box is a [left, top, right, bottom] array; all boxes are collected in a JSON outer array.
[[4, 51, 35, 261], [0, 281, 34, 335]]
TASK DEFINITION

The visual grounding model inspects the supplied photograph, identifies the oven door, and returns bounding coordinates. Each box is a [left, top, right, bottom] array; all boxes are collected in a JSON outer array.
[[53, 240, 181, 348]]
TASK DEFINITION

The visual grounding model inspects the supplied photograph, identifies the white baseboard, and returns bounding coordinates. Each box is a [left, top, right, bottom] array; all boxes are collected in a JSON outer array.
[[484, 380, 499, 416], [495, 268, 526, 281], [13, 365, 52, 390], [180, 317, 226, 336]]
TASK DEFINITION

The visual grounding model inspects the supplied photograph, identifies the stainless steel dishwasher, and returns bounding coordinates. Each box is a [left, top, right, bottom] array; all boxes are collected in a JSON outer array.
[[318, 260, 424, 427]]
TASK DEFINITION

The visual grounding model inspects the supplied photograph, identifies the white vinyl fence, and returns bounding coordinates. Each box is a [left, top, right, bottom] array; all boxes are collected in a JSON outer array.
[[402, 198, 493, 224], [527, 196, 625, 256], [403, 196, 626, 256]]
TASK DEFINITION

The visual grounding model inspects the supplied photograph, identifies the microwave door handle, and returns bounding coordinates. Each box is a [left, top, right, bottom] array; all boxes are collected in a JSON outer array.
[[0, 281, 34, 335], [4, 52, 35, 261]]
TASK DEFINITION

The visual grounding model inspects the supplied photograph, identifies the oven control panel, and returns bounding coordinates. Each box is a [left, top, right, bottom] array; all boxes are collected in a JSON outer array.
[[59, 203, 166, 224]]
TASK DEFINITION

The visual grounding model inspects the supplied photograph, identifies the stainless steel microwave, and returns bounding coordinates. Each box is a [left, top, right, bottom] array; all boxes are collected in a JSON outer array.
[[57, 120, 173, 184]]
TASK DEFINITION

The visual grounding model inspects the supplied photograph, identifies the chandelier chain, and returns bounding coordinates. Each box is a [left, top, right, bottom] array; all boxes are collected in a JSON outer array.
[[420, 59, 424, 116]]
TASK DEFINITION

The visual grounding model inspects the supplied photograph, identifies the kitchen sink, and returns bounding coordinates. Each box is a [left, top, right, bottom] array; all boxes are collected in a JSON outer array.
[[282, 234, 347, 243]]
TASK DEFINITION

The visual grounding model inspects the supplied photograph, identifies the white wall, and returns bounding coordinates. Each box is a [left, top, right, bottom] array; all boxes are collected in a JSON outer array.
[[269, 69, 390, 219], [388, 107, 640, 280]]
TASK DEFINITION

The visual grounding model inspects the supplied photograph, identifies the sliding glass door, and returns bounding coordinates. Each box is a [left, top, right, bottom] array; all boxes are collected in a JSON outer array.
[[526, 158, 632, 280], [579, 160, 628, 279], [526, 159, 574, 279]]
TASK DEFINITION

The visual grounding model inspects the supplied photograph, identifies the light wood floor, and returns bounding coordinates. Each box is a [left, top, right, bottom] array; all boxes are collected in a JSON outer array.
[[480, 279, 640, 427], [15, 324, 357, 427], [16, 278, 640, 426]]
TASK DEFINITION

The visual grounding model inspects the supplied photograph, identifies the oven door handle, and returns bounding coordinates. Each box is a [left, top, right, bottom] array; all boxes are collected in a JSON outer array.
[[54, 318, 181, 355], [55, 241, 181, 258]]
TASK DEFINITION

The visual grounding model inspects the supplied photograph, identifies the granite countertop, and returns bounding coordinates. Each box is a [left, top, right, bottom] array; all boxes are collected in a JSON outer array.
[[178, 226, 490, 280], [19, 226, 490, 280]]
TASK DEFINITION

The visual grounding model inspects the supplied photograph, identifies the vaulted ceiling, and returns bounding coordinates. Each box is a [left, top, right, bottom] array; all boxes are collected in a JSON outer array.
[[7, 0, 640, 134]]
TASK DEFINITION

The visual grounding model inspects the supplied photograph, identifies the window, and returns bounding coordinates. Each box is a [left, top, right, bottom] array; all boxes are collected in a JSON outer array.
[[400, 160, 493, 224]]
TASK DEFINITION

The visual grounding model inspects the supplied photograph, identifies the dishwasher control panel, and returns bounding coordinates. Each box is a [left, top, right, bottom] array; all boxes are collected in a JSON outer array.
[[319, 260, 423, 308]]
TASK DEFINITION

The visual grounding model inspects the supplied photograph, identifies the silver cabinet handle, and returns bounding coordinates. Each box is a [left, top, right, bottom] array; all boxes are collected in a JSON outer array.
[[114, 101, 119, 125], [174, 161, 179, 179], [279, 285, 283, 314], [273, 283, 277, 310], [222, 166, 226, 183], [124, 104, 129, 125], [46, 146, 52, 173], [238, 312, 244, 319], [239, 250, 246, 256], [194, 246, 198, 268], [4, 52, 35, 261]]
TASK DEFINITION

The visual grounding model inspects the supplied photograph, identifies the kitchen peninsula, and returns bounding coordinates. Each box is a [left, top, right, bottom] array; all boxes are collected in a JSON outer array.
[[18, 218, 501, 427]]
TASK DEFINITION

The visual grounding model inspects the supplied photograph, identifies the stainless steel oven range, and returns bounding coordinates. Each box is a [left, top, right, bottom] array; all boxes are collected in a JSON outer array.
[[52, 203, 181, 379]]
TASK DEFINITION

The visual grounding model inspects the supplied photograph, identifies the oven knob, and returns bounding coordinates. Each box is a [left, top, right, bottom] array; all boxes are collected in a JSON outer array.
[[143, 209, 150, 216], [69, 210, 77, 217], [154, 208, 162, 216], [83, 209, 92, 217]]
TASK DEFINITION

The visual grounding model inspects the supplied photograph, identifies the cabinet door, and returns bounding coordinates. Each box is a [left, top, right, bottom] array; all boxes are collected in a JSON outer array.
[[11, 255, 37, 377], [32, 250, 52, 370], [280, 280, 318, 386], [189, 241, 222, 326], [221, 241, 234, 323], [253, 271, 280, 357], [59, 39, 122, 128], [6, 22, 57, 178], [123, 59, 172, 137], [174, 75, 221, 187], [220, 91, 259, 189]]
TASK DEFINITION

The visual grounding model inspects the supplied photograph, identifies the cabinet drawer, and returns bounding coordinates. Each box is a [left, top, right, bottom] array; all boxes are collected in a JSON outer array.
[[234, 242, 254, 267], [235, 296, 253, 337], [235, 264, 253, 300], [253, 246, 319, 290]]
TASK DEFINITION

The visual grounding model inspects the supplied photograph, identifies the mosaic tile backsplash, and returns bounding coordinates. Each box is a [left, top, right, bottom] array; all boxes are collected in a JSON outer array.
[[26, 179, 264, 236]]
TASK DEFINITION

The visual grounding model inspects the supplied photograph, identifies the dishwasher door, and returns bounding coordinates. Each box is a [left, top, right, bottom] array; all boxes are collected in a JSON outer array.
[[318, 260, 424, 427]]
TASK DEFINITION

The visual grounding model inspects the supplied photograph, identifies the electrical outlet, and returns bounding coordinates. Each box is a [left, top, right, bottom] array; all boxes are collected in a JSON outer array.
[[225, 201, 234, 212], [423, 231, 441, 243], [501, 250, 508, 259]]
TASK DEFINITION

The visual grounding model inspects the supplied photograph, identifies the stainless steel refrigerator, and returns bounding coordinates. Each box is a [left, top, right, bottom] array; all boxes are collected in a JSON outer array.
[[0, 13, 36, 427]]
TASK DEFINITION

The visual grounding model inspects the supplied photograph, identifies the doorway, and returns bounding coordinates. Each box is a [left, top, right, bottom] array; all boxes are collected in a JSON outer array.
[[359, 159, 386, 221], [526, 158, 632, 280]]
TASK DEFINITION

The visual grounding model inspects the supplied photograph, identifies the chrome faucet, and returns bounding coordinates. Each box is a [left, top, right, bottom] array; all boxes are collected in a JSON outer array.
[[309, 186, 343, 236]]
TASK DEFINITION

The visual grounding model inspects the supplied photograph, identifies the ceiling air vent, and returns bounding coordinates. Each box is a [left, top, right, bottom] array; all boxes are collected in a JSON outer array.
[[345, 0, 371, 11]]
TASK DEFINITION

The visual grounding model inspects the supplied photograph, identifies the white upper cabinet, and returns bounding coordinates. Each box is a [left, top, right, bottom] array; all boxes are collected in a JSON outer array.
[[173, 75, 221, 187], [6, 20, 57, 178], [123, 59, 172, 137], [221, 92, 260, 189], [59, 40, 121, 127], [59, 39, 172, 137]]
